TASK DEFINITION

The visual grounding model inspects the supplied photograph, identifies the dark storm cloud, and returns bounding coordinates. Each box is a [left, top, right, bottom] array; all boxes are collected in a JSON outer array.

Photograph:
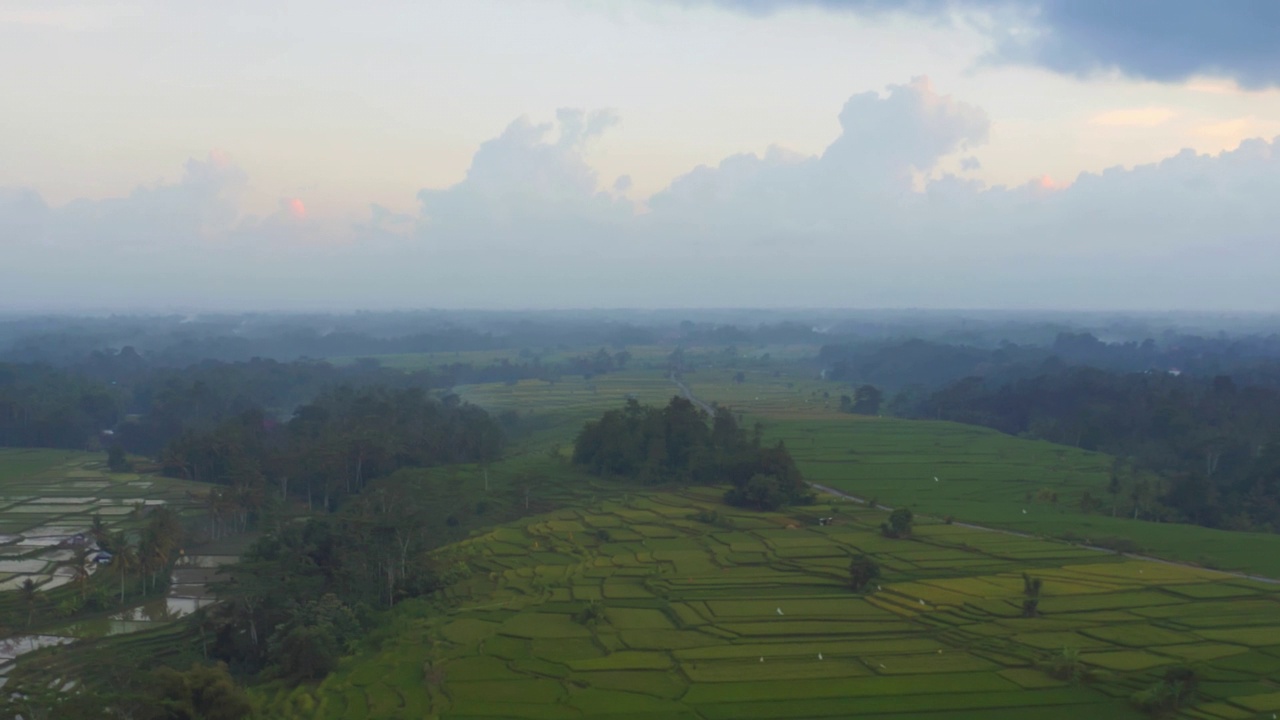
[[697, 0, 1280, 88]]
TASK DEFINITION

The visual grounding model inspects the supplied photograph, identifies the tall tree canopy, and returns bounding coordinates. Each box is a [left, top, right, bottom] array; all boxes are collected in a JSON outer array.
[[573, 397, 808, 509]]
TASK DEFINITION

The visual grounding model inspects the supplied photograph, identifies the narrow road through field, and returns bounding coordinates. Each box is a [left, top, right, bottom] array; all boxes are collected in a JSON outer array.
[[672, 375, 1280, 585]]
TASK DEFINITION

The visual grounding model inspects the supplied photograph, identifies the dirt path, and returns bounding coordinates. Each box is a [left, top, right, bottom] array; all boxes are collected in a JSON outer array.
[[674, 377, 1280, 585]]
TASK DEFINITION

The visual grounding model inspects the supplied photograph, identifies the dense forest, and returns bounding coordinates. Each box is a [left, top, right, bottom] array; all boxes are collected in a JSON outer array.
[[573, 397, 810, 510]]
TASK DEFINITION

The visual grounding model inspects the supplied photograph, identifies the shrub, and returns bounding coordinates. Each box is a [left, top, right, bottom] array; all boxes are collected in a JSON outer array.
[[847, 554, 881, 592], [573, 601, 603, 627], [1041, 647, 1089, 682], [1131, 665, 1198, 715], [1022, 573, 1043, 618], [881, 508, 914, 538]]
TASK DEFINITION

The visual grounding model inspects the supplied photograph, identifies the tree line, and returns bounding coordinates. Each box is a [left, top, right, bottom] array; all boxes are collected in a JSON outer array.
[[821, 332, 1280, 394], [901, 367, 1280, 531], [0, 349, 627, 456]]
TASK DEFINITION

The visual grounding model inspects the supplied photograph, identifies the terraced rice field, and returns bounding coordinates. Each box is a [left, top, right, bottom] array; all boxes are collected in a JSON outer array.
[[261, 488, 1280, 719], [0, 448, 209, 593]]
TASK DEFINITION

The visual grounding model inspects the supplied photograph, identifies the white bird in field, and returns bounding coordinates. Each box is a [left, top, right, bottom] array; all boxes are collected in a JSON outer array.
[[879, 663, 886, 669], [759, 657, 764, 663], [817, 652, 823, 660], [933, 476, 939, 482], [1022, 509, 1027, 514], [776, 607, 784, 615], [876, 585, 882, 591], [919, 599, 926, 605]]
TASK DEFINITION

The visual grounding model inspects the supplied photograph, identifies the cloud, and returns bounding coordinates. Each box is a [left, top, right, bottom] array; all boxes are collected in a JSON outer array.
[[2, 151, 246, 251], [2, 81, 1280, 311], [1002, 1, 1280, 90], [690, 0, 1280, 89], [1089, 107, 1177, 128], [647, 76, 988, 233], [417, 108, 631, 235], [1193, 116, 1280, 143]]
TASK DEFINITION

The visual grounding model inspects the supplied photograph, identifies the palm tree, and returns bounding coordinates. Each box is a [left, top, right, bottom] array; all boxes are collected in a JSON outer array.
[[89, 514, 109, 546], [18, 578, 41, 627], [140, 507, 182, 593], [70, 547, 91, 602], [109, 532, 138, 604]]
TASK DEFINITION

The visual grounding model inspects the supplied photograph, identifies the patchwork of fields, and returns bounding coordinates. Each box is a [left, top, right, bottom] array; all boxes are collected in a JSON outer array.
[[0, 448, 208, 594], [261, 488, 1280, 719]]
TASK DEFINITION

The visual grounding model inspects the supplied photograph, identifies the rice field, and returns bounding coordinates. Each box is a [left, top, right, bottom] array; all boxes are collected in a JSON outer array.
[[444, 366, 1280, 578], [260, 487, 1280, 719], [0, 448, 210, 594]]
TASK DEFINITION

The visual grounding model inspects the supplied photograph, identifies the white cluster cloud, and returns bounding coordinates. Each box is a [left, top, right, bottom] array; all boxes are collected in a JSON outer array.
[[2, 79, 1278, 311], [418, 109, 632, 236]]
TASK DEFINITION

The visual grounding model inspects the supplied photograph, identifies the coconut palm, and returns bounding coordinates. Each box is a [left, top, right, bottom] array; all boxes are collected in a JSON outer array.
[[70, 547, 91, 602], [18, 578, 41, 626], [109, 532, 138, 604]]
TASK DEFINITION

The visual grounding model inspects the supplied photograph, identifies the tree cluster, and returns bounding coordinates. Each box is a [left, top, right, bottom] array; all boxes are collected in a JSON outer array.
[[161, 386, 503, 526], [572, 397, 809, 510]]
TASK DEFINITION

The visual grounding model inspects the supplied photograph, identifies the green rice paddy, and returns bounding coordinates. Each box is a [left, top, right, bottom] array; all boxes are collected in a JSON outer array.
[[257, 486, 1280, 719]]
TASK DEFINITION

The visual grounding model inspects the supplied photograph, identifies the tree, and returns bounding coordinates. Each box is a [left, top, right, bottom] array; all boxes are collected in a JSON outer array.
[[1022, 573, 1043, 617], [1132, 665, 1198, 716], [1042, 647, 1087, 682], [724, 474, 788, 511], [106, 444, 131, 472], [150, 662, 252, 720], [847, 554, 881, 592], [882, 508, 914, 538], [71, 546, 91, 602], [18, 578, 42, 626], [108, 531, 138, 604], [266, 593, 361, 681], [852, 385, 884, 415]]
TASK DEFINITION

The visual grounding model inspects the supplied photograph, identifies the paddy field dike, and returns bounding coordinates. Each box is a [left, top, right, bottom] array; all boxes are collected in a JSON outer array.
[[260, 486, 1280, 720]]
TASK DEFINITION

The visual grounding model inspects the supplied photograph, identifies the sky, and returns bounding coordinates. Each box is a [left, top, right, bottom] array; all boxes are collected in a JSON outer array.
[[2, 0, 1279, 312]]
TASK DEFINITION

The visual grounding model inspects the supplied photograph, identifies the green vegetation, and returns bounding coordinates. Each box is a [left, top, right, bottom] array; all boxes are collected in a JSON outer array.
[[0, 449, 206, 622], [717, 397, 1280, 576], [882, 508, 914, 538], [250, 485, 1280, 718], [7, 324, 1280, 719], [572, 397, 810, 510], [847, 553, 880, 592]]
